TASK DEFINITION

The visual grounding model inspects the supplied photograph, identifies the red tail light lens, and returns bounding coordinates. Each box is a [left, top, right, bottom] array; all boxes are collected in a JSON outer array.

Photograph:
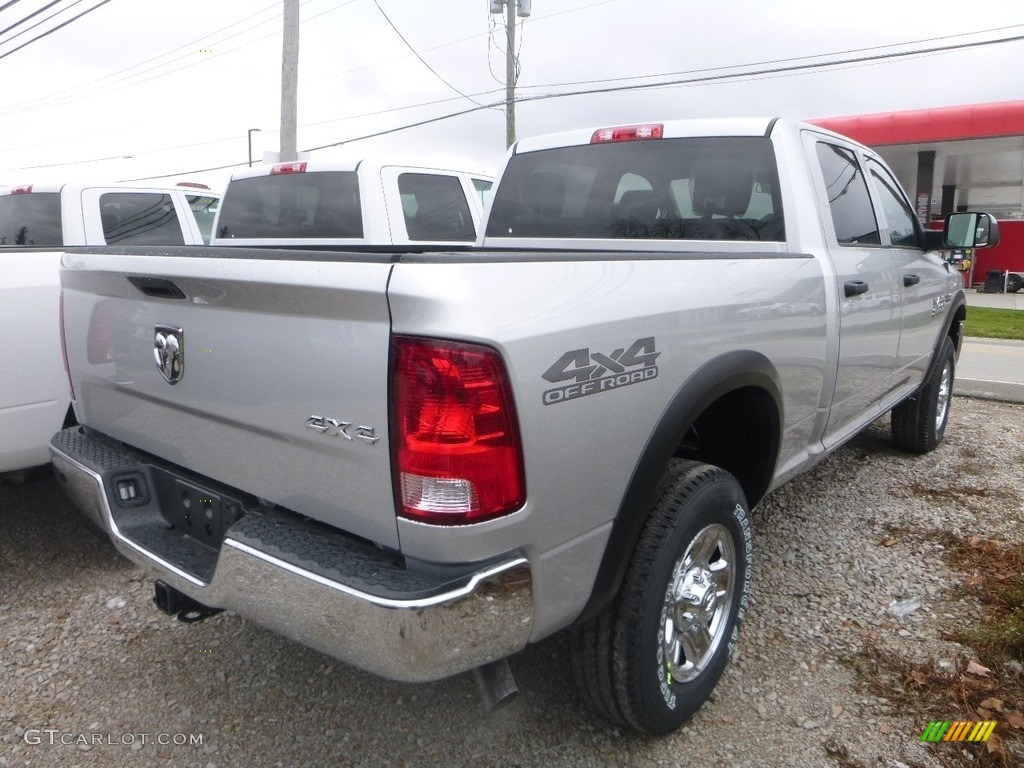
[[87, 299, 128, 365], [11, 184, 33, 194], [392, 336, 525, 524], [591, 123, 664, 143]]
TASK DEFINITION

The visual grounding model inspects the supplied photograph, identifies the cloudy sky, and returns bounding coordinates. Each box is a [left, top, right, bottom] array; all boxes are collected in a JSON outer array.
[[1, 0, 1023, 190]]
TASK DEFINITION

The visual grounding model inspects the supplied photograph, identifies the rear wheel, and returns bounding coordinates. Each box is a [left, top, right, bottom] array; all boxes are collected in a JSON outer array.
[[571, 460, 752, 734], [891, 335, 955, 454], [1008, 273, 1022, 293]]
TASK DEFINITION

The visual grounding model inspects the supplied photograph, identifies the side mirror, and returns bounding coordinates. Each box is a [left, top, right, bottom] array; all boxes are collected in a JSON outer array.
[[944, 212, 1001, 249]]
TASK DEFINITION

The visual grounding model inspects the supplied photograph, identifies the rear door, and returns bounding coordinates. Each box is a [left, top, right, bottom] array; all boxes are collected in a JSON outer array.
[[805, 135, 901, 445]]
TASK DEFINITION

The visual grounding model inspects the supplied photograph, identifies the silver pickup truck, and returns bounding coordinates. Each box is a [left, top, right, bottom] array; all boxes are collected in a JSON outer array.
[[50, 118, 998, 735]]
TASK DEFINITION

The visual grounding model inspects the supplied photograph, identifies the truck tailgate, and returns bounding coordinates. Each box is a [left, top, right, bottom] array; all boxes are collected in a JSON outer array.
[[60, 248, 399, 548]]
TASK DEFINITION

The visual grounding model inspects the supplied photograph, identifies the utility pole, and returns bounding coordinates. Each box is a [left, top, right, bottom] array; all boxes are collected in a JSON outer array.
[[490, 1, 530, 149], [280, 0, 300, 162], [504, 0, 515, 149]]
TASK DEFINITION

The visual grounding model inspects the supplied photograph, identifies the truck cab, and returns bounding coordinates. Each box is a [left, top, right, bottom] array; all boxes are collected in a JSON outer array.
[[210, 160, 494, 248]]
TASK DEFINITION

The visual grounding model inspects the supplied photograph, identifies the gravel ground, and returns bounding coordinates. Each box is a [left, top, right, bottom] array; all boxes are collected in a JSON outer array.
[[2, 395, 1023, 768]]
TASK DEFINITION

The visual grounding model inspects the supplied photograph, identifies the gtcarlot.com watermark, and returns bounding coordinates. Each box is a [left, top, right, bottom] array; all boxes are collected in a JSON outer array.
[[23, 729, 203, 747]]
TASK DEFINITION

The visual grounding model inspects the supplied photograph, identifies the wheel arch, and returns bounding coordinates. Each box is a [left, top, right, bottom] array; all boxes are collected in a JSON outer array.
[[577, 350, 782, 623]]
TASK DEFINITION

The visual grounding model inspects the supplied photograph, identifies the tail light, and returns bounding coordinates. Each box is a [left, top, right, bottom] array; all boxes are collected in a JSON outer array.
[[591, 123, 663, 143], [11, 184, 33, 194], [391, 336, 525, 524], [87, 299, 128, 365]]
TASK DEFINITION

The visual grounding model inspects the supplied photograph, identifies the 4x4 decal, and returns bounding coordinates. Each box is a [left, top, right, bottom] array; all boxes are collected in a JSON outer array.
[[542, 337, 660, 405]]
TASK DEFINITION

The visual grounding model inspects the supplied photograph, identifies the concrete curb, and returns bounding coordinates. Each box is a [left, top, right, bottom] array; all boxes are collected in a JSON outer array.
[[956, 378, 1024, 405]]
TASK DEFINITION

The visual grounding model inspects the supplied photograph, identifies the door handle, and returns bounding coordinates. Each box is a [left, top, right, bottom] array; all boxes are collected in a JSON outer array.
[[844, 280, 869, 297], [903, 274, 921, 287]]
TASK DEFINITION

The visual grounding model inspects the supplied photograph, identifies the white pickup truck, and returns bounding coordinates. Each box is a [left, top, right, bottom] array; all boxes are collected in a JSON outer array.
[[210, 160, 494, 247], [0, 183, 220, 481]]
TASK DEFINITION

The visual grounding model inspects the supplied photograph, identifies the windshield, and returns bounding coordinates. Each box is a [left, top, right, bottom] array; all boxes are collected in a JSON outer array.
[[486, 137, 784, 242]]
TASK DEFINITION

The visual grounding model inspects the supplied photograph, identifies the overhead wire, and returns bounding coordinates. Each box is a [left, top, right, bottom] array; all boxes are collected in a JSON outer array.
[[371, 0, 490, 109], [0, 0, 67, 39], [0, 0, 282, 113], [0, 0, 89, 48], [110, 28, 1024, 183], [0, 0, 113, 63]]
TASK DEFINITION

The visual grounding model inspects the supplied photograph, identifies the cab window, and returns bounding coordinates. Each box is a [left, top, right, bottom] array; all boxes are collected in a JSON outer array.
[[815, 143, 880, 246]]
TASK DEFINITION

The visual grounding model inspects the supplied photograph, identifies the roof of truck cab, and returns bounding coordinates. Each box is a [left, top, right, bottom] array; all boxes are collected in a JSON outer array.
[[513, 118, 781, 154], [0, 183, 221, 197], [226, 159, 494, 183]]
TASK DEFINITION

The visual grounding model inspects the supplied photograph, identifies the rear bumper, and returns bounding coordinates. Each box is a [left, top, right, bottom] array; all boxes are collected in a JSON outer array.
[[49, 427, 533, 683]]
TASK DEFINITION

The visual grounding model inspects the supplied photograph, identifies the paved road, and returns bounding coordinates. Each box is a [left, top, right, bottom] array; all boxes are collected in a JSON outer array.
[[958, 289, 1024, 402]]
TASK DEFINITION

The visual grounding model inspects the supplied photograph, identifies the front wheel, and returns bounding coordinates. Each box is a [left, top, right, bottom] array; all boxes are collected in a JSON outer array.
[[571, 460, 752, 734], [891, 335, 955, 454], [1008, 273, 1022, 293]]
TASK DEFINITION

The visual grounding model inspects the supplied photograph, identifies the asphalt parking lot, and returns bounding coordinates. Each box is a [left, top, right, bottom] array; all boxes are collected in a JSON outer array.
[[2, 394, 1023, 768]]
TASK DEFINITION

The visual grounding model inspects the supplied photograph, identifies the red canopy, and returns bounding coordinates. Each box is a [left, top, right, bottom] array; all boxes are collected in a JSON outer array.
[[810, 100, 1024, 146]]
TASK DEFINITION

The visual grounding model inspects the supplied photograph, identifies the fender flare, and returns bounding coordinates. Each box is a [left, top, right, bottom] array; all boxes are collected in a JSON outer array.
[[577, 350, 783, 623]]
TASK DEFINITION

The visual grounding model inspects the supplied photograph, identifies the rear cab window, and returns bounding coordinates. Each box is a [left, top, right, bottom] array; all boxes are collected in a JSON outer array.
[[215, 172, 363, 240], [99, 193, 185, 245], [485, 137, 785, 242], [0, 192, 63, 247]]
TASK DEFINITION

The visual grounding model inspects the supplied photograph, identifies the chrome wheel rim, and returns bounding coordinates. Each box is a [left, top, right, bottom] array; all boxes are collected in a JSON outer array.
[[935, 360, 952, 433], [661, 523, 736, 684]]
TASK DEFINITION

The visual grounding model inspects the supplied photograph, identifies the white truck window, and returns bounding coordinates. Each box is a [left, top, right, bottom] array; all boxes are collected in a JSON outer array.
[[397, 173, 476, 242], [215, 173, 363, 240], [99, 193, 185, 246], [485, 138, 783, 241], [866, 160, 920, 248], [0, 193, 62, 247], [186, 194, 220, 245]]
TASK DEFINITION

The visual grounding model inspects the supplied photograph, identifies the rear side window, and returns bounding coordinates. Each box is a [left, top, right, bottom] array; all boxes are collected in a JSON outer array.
[[398, 173, 475, 241], [99, 193, 184, 245], [485, 137, 784, 241], [215, 172, 363, 239], [186, 194, 220, 245], [0, 192, 62, 247], [814, 143, 880, 246]]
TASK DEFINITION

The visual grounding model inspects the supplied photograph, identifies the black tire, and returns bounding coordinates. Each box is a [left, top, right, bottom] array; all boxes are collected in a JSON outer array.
[[1008, 274, 1022, 294], [571, 460, 752, 734], [891, 335, 955, 454]]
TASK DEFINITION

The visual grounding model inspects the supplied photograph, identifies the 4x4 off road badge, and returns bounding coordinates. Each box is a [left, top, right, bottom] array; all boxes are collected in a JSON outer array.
[[542, 337, 659, 405], [154, 325, 184, 385]]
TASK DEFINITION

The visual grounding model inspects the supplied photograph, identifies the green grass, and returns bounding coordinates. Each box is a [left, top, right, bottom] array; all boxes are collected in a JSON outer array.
[[964, 306, 1024, 340]]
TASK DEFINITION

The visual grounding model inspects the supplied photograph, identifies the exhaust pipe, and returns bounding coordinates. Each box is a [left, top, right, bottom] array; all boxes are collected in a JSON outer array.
[[153, 580, 222, 623], [473, 658, 518, 714]]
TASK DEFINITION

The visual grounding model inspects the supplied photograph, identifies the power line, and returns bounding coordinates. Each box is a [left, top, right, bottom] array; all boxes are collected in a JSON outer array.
[[0, 0, 66, 39], [0, 0, 281, 113], [0, 0, 28, 14], [0, 0, 114, 63], [0, 0, 354, 118], [112, 29, 1024, 183], [371, 0, 488, 108], [0, 0, 89, 48]]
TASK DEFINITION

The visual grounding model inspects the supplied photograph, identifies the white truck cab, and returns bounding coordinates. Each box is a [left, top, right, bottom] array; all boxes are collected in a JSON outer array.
[[210, 159, 493, 248], [0, 183, 220, 480]]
